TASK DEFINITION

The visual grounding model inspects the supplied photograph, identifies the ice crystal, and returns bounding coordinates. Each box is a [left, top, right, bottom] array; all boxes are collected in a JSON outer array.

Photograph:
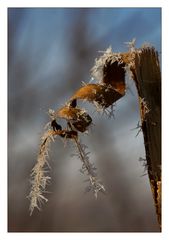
[[124, 38, 136, 52], [91, 46, 114, 83], [91, 46, 125, 85], [28, 128, 54, 215], [73, 138, 105, 198], [139, 157, 148, 177]]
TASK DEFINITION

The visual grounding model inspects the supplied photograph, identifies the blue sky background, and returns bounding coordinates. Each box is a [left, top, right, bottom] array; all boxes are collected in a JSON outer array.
[[8, 8, 161, 232], [8, 8, 161, 93]]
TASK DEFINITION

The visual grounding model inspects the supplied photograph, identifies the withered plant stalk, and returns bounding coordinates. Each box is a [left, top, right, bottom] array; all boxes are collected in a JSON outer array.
[[29, 43, 161, 229]]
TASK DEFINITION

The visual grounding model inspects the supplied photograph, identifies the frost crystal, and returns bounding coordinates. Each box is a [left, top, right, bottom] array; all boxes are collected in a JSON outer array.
[[73, 138, 105, 198], [91, 46, 113, 82], [124, 38, 136, 52], [28, 128, 53, 215], [91, 46, 124, 84]]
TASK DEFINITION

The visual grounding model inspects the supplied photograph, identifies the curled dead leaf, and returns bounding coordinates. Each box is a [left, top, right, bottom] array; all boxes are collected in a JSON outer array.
[[103, 60, 126, 95], [55, 106, 92, 132], [70, 83, 123, 108]]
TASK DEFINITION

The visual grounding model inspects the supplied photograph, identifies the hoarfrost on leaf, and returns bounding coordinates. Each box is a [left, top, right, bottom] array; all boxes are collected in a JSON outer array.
[[91, 46, 114, 82]]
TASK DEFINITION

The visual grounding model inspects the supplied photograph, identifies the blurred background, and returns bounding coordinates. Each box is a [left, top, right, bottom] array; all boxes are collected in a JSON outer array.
[[8, 8, 161, 232]]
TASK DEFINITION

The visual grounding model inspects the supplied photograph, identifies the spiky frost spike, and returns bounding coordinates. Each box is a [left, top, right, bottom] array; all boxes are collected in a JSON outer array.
[[28, 129, 54, 215], [73, 137, 105, 198]]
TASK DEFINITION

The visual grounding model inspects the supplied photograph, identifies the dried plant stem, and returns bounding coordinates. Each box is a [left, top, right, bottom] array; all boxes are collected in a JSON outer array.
[[29, 125, 105, 214], [28, 130, 54, 215], [29, 44, 161, 223], [73, 137, 105, 198], [73, 137, 92, 174], [91, 45, 161, 227], [131, 47, 161, 226], [29, 129, 65, 215]]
